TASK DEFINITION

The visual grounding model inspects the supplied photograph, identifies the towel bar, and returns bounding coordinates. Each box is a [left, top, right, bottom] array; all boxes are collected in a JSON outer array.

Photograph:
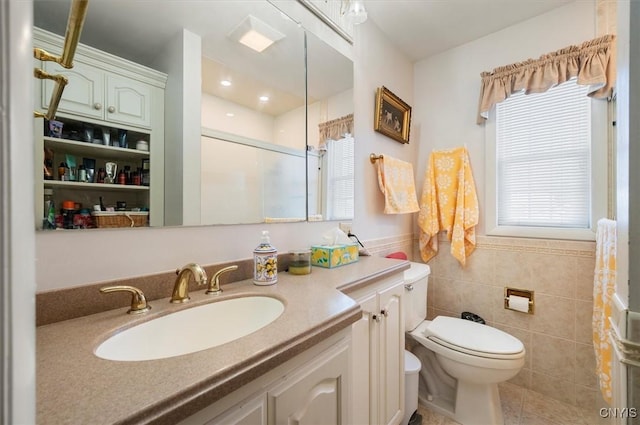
[[370, 153, 383, 163]]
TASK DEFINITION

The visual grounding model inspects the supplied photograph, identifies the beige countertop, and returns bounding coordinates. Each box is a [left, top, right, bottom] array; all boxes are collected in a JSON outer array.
[[37, 256, 409, 425]]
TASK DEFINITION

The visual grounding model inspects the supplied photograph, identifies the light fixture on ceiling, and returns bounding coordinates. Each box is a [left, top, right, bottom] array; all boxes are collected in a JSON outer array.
[[259, 95, 270, 102], [228, 15, 286, 53], [226, 112, 235, 117], [344, 0, 368, 25], [220, 80, 232, 87]]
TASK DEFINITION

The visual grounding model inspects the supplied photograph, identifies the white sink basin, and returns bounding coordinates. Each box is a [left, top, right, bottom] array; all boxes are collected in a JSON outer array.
[[95, 296, 285, 361]]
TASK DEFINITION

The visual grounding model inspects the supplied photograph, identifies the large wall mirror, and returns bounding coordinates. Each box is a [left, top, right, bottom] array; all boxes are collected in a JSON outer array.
[[33, 0, 354, 229]]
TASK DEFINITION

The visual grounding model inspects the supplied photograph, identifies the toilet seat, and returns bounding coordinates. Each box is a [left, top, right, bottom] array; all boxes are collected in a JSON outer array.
[[424, 316, 524, 360]]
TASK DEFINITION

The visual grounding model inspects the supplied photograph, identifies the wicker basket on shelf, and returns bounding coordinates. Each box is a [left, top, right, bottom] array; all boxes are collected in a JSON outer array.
[[91, 211, 149, 228]]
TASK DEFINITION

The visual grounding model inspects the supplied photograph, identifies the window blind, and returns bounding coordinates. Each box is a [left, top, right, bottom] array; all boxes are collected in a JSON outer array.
[[326, 136, 354, 220], [495, 80, 592, 228]]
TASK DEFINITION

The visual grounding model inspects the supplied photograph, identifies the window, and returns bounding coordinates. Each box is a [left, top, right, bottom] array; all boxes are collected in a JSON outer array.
[[324, 136, 354, 220], [486, 79, 608, 240]]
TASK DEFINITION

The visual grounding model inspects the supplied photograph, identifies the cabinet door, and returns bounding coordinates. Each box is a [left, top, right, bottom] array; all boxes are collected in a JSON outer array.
[[106, 74, 152, 128], [351, 293, 376, 425], [377, 282, 404, 425], [43, 61, 104, 120], [268, 343, 349, 425]]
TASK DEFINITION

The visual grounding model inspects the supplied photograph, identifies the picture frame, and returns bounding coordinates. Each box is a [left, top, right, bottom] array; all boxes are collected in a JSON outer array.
[[374, 86, 412, 144]]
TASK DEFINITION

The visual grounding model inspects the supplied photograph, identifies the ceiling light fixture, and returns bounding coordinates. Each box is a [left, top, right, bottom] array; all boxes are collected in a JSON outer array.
[[259, 95, 269, 102], [220, 80, 232, 87], [228, 15, 286, 53], [226, 112, 235, 117], [345, 0, 368, 25]]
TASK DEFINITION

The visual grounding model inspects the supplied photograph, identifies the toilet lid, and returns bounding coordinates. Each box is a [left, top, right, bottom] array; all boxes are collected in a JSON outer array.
[[424, 316, 524, 358], [404, 262, 431, 284]]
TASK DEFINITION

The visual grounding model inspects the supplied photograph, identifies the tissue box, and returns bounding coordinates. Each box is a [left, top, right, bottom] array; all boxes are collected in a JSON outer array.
[[311, 244, 359, 268]]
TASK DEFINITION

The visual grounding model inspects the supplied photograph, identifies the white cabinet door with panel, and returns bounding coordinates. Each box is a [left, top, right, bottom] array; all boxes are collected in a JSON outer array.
[[43, 61, 104, 121], [350, 292, 376, 425], [377, 282, 404, 425], [176, 332, 351, 425], [349, 275, 405, 425], [106, 74, 152, 128], [268, 341, 349, 425]]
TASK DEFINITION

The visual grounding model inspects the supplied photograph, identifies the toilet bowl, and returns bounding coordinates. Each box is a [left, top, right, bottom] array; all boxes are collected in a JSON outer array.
[[403, 263, 525, 425]]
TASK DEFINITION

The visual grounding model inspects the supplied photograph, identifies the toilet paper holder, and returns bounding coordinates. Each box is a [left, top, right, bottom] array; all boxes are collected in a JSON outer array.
[[504, 287, 534, 314]]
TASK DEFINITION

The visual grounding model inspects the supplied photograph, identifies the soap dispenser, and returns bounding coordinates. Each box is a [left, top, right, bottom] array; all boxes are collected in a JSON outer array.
[[253, 230, 277, 285]]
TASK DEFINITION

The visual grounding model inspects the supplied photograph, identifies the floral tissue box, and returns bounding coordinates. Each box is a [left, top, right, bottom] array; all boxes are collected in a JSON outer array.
[[310, 244, 359, 268]]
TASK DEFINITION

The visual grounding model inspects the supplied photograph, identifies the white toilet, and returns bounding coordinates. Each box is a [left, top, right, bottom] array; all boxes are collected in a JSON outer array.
[[404, 262, 525, 425]]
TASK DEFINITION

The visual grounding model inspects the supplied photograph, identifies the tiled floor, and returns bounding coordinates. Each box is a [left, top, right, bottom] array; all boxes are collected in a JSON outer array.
[[417, 382, 608, 425]]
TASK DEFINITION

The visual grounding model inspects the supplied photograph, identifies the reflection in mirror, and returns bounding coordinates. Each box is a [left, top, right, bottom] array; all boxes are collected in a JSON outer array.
[[306, 30, 354, 221], [198, 2, 307, 225], [33, 0, 353, 227]]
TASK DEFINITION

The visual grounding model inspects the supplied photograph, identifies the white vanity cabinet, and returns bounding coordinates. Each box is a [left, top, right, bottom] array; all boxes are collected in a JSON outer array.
[[348, 274, 405, 425], [33, 27, 166, 228], [178, 331, 350, 425]]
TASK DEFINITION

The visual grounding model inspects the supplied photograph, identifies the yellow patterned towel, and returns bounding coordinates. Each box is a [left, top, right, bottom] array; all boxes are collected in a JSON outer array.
[[376, 155, 420, 214], [417, 147, 479, 266], [593, 218, 616, 406]]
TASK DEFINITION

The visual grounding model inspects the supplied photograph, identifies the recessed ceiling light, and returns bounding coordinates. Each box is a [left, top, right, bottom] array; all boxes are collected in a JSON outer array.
[[239, 30, 275, 53], [220, 80, 232, 87], [259, 95, 269, 102], [226, 112, 235, 117], [228, 15, 285, 53]]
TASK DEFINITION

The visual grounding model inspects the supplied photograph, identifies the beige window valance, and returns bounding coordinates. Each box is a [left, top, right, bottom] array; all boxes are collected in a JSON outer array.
[[319, 113, 353, 143], [477, 34, 616, 124]]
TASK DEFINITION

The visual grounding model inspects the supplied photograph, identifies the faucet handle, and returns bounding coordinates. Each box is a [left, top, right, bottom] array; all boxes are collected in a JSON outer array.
[[206, 265, 239, 295], [100, 285, 151, 314]]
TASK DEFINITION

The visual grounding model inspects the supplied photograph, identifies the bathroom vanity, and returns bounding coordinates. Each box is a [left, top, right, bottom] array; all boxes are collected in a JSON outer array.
[[36, 256, 409, 424]]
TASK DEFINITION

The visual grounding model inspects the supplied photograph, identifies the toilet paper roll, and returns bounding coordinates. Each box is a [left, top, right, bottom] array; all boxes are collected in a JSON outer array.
[[508, 295, 530, 313]]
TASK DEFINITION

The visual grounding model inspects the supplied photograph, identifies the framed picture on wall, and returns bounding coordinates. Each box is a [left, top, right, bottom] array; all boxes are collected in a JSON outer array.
[[374, 86, 412, 144]]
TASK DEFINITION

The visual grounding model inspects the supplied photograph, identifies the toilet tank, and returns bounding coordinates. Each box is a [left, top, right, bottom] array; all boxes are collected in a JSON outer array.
[[404, 262, 430, 331]]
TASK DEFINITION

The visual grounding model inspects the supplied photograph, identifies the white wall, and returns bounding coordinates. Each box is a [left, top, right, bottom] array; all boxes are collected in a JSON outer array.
[[307, 88, 354, 149], [3, 0, 36, 422], [274, 103, 306, 149], [412, 1, 596, 236], [616, 0, 630, 308], [352, 20, 416, 242], [201, 94, 275, 142], [200, 138, 264, 224], [154, 29, 202, 227]]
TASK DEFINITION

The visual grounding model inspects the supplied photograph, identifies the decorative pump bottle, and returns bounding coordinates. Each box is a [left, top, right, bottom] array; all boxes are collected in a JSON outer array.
[[253, 230, 277, 285]]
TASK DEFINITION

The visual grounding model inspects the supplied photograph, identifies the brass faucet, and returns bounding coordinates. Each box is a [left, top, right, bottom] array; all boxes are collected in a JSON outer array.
[[171, 263, 208, 303], [99, 285, 151, 314], [206, 265, 238, 295]]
